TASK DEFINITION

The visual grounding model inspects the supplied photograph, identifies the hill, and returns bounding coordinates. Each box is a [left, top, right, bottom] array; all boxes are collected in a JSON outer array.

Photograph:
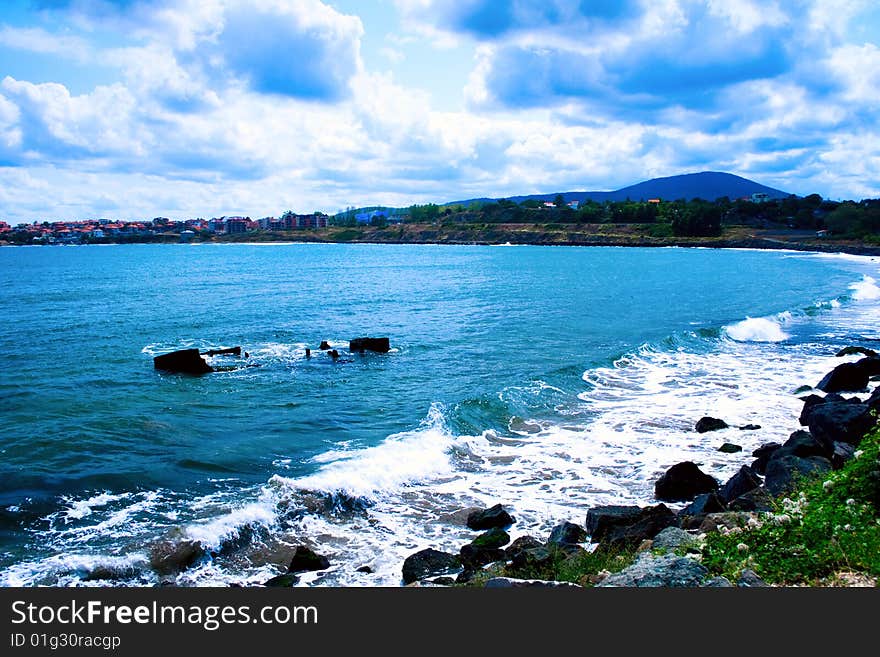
[[449, 172, 791, 206]]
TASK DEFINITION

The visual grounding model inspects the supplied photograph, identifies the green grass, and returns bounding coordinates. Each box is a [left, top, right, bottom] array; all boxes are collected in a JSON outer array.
[[701, 428, 880, 585]]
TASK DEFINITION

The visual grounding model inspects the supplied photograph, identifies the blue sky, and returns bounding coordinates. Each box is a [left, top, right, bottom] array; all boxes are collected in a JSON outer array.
[[0, 0, 878, 223]]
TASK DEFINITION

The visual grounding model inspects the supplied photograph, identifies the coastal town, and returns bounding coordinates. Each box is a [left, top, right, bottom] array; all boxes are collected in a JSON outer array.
[[0, 211, 334, 245]]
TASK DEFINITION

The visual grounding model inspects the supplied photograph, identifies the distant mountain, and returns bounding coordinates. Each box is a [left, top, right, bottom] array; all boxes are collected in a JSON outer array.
[[448, 172, 791, 206]]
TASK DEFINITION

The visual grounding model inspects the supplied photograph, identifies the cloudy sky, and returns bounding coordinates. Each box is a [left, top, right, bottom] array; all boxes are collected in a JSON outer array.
[[0, 0, 878, 223]]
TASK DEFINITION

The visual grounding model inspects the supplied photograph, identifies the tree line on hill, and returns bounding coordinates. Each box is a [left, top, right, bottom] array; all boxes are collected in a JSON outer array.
[[401, 194, 880, 239]]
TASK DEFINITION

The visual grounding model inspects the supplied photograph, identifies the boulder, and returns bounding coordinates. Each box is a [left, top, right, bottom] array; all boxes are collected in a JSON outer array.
[[401, 548, 461, 584], [751, 442, 782, 475], [349, 337, 390, 353], [718, 443, 742, 453], [799, 394, 828, 426], [679, 492, 727, 517], [773, 430, 830, 460], [599, 504, 678, 550], [718, 466, 762, 504], [654, 462, 719, 502], [356, 566, 374, 574], [466, 504, 515, 530], [831, 442, 856, 469], [585, 505, 643, 542], [805, 401, 873, 448], [597, 552, 708, 588], [288, 546, 330, 573], [703, 576, 734, 587], [319, 341, 331, 350], [764, 455, 833, 496], [836, 346, 878, 358], [547, 521, 587, 547], [153, 349, 213, 375], [470, 527, 510, 549], [651, 527, 698, 552], [727, 487, 774, 512], [264, 574, 300, 587], [504, 536, 544, 561], [149, 540, 205, 576], [695, 417, 729, 433], [459, 544, 506, 569], [737, 569, 769, 587], [509, 546, 555, 570], [739, 424, 761, 431], [817, 360, 872, 392]]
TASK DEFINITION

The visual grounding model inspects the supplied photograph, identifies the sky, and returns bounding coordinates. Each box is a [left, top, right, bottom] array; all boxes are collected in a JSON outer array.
[[0, 0, 878, 223]]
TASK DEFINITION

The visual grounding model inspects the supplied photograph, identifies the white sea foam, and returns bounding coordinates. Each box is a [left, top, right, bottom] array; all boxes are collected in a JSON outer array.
[[62, 492, 131, 521], [724, 317, 790, 342], [272, 403, 456, 500], [850, 275, 880, 301]]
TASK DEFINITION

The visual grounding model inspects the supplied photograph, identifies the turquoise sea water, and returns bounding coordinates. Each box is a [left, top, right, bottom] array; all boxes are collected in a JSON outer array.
[[1, 243, 879, 586]]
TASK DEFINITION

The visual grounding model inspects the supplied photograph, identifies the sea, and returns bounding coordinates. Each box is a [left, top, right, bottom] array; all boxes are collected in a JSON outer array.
[[1, 243, 879, 587]]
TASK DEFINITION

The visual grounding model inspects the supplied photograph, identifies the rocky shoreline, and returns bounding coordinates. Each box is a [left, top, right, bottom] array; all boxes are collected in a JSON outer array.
[[376, 347, 880, 588]]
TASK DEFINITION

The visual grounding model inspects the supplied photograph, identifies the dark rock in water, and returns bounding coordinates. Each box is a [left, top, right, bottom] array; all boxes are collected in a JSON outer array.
[[805, 401, 873, 448], [585, 505, 643, 542], [430, 577, 456, 586], [471, 527, 511, 549], [466, 504, 515, 530], [832, 441, 856, 469], [817, 361, 870, 392], [867, 387, 880, 412], [484, 577, 581, 588], [695, 417, 729, 433], [651, 527, 698, 552], [751, 442, 782, 476], [454, 569, 478, 584], [459, 544, 506, 569], [597, 552, 708, 588], [836, 346, 878, 358], [600, 504, 678, 550], [719, 466, 762, 504], [349, 337, 391, 353], [764, 455, 832, 496], [356, 565, 374, 574], [504, 536, 544, 561], [402, 548, 461, 584], [547, 521, 587, 546], [149, 540, 205, 576], [319, 341, 331, 350], [287, 546, 330, 573], [654, 462, 719, 502], [84, 564, 142, 582], [793, 384, 813, 394], [679, 492, 727, 517], [264, 573, 300, 587], [718, 442, 742, 453], [737, 569, 769, 587], [728, 487, 774, 512], [739, 424, 761, 431], [153, 349, 213, 375]]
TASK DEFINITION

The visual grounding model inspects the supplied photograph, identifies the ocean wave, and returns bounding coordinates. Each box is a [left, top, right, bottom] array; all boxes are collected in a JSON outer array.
[[849, 275, 880, 301], [724, 316, 790, 342], [270, 403, 457, 501]]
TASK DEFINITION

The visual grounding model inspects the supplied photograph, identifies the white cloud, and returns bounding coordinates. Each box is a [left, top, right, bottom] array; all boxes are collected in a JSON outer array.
[[0, 25, 92, 62]]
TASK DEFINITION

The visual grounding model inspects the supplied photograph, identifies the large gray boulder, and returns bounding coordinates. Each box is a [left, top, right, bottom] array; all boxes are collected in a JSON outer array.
[[764, 455, 832, 496], [597, 552, 709, 587]]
